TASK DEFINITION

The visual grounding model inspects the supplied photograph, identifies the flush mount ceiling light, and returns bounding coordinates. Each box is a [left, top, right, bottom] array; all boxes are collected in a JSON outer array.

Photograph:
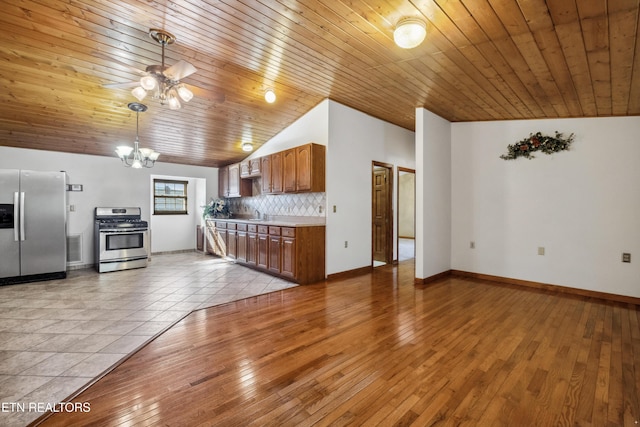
[[264, 89, 276, 103], [393, 18, 427, 49], [115, 103, 160, 168], [242, 142, 254, 152]]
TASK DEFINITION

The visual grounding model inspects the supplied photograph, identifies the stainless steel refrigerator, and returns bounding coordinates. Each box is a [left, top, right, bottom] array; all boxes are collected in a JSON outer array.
[[0, 169, 67, 284]]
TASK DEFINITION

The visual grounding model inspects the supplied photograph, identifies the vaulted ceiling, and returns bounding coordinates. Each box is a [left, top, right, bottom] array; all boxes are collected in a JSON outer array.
[[1, 0, 638, 167]]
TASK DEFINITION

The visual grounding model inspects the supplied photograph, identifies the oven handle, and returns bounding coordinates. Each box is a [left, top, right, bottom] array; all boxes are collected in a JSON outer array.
[[99, 228, 149, 233]]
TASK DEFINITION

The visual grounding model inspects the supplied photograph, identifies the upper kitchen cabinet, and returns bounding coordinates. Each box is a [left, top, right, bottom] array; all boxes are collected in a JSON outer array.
[[219, 163, 252, 198], [240, 158, 262, 178], [283, 148, 297, 193], [256, 143, 325, 195], [262, 151, 284, 194], [295, 143, 325, 192]]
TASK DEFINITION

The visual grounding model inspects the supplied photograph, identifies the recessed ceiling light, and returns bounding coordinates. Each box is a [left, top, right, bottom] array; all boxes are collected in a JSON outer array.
[[242, 142, 253, 152]]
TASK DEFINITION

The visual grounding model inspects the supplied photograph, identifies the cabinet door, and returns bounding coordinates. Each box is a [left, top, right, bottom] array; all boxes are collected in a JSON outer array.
[[240, 161, 251, 178], [257, 233, 269, 269], [283, 148, 296, 193], [250, 159, 262, 176], [270, 152, 284, 194], [281, 237, 296, 279], [218, 167, 229, 197], [236, 230, 247, 262], [261, 156, 271, 193], [227, 229, 237, 259], [268, 235, 281, 273], [296, 143, 325, 192], [228, 164, 241, 197], [247, 232, 258, 266]]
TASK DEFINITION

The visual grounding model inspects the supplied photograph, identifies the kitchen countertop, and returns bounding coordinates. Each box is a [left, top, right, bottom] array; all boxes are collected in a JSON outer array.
[[205, 216, 326, 227]]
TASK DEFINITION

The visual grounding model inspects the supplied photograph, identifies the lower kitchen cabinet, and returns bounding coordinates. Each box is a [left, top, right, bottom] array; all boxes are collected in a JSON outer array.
[[206, 220, 325, 284], [257, 226, 269, 270], [236, 223, 248, 263], [281, 234, 296, 279], [268, 234, 281, 274]]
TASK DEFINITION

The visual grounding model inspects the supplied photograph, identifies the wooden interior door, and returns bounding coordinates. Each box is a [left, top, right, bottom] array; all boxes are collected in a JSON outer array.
[[372, 162, 393, 264]]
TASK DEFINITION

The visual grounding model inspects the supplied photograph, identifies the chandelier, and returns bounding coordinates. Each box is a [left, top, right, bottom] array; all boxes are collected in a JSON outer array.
[[130, 29, 196, 110], [115, 103, 160, 168]]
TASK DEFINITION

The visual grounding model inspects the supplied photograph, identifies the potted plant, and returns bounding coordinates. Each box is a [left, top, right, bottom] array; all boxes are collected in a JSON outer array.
[[202, 197, 230, 219]]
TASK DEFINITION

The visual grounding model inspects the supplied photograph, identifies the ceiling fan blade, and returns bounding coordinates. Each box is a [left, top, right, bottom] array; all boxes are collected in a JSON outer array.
[[103, 81, 139, 89], [92, 51, 147, 76], [165, 60, 197, 80], [186, 84, 225, 103]]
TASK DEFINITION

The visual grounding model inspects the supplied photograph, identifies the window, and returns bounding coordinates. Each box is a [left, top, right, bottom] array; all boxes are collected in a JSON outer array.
[[154, 179, 188, 215]]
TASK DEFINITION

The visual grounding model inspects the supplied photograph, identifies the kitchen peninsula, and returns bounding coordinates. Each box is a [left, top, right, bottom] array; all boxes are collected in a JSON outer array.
[[205, 217, 325, 285]]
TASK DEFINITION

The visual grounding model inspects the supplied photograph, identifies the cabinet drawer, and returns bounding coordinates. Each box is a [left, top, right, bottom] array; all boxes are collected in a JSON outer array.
[[226, 222, 237, 230], [215, 222, 227, 229], [237, 223, 247, 231], [248, 224, 258, 233], [258, 225, 269, 234], [282, 227, 296, 237], [269, 226, 281, 236]]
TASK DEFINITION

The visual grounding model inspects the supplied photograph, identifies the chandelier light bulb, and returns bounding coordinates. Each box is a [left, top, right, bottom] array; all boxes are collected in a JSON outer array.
[[264, 89, 276, 103], [394, 18, 427, 49], [115, 146, 134, 158]]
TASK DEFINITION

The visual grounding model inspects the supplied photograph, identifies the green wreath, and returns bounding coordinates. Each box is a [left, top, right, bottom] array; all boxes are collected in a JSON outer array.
[[500, 131, 574, 160]]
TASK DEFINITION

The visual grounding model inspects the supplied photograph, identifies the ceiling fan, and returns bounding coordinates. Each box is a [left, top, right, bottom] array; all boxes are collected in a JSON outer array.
[[104, 29, 224, 109]]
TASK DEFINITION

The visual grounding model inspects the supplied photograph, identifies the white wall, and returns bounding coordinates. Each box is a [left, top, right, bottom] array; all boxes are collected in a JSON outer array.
[[451, 116, 640, 298], [247, 99, 330, 158], [0, 147, 218, 266], [149, 175, 207, 253], [415, 108, 452, 280], [326, 101, 415, 275]]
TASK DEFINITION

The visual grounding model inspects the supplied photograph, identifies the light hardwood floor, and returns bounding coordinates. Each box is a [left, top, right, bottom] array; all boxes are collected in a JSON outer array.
[[37, 260, 640, 426]]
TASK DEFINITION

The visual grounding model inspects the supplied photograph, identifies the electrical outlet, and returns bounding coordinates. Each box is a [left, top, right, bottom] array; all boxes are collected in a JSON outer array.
[[470, 241, 475, 249], [538, 247, 545, 256], [622, 253, 631, 263], [344, 241, 348, 248]]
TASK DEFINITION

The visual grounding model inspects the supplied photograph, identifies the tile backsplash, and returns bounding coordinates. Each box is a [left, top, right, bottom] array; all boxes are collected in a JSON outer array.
[[228, 191, 326, 218]]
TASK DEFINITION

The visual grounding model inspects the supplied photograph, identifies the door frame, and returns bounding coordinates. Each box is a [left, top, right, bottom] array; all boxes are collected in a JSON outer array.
[[371, 161, 394, 265], [397, 167, 416, 261]]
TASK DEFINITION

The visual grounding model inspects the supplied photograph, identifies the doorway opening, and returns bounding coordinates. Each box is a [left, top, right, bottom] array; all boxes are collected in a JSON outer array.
[[372, 162, 393, 267], [397, 167, 415, 261]]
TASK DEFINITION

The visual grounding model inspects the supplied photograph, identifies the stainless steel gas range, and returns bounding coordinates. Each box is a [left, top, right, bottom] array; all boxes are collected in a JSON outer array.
[[94, 207, 149, 273]]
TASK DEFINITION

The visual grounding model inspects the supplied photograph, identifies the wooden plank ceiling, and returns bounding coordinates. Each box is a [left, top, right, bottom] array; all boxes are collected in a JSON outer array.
[[0, 0, 638, 167]]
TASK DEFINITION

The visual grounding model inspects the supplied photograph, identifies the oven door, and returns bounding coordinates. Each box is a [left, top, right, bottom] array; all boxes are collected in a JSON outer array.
[[98, 228, 149, 263]]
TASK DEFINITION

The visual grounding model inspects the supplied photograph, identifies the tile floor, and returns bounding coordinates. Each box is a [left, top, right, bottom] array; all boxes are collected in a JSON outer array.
[[0, 252, 296, 427]]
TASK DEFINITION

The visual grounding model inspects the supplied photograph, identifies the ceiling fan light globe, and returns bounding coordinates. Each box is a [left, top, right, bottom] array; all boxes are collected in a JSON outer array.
[[168, 95, 181, 110], [140, 75, 157, 91], [131, 87, 147, 101], [177, 85, 194, 102]]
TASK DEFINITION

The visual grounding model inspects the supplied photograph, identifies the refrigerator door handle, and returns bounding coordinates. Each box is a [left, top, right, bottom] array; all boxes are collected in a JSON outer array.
[[19, 192, 25, 241], [13, 192, 20, 241]]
